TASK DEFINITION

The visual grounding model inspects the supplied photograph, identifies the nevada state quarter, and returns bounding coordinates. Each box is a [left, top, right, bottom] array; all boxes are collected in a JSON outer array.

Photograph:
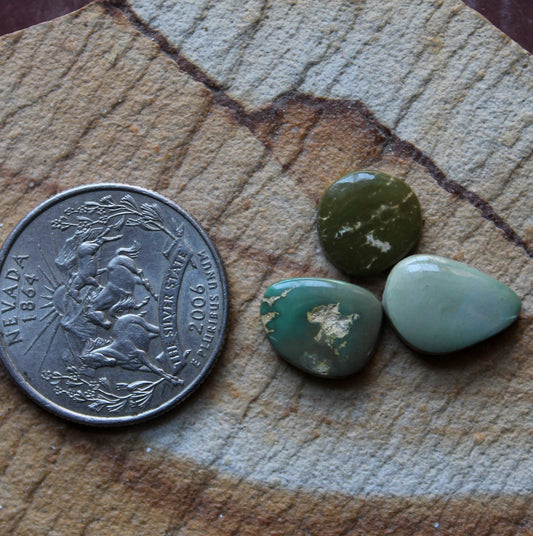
[[0, 185, 228, 425]]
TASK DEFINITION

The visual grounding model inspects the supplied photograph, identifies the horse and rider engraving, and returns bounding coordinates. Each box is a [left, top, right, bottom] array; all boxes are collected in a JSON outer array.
[[86, 240, 157, 328], [51, 224, 173, 380]]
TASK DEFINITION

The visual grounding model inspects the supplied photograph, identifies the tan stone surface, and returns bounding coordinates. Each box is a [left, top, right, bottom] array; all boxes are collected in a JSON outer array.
[[0, 1, 531, 534], [131, 0, 533, 242]]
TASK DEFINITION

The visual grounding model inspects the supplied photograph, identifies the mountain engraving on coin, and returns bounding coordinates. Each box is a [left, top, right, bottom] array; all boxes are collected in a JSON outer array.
[[0, 185, 228, 425]]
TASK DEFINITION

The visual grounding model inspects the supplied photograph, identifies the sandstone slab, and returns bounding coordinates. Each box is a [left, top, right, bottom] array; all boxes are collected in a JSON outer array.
[[0, 1, 531, 534]]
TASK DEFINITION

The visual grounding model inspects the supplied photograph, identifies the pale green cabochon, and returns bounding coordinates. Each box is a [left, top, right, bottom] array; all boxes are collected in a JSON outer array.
[[382, 255, 522, 354], [260, 278, 382, 378]]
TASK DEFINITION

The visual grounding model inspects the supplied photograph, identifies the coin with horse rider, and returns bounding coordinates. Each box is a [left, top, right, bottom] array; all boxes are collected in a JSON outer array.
[[0, 184, 229, 426]]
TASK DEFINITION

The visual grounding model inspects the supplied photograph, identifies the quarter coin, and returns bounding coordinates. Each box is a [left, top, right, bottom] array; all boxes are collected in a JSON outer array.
[[0, 184, 228, 425]]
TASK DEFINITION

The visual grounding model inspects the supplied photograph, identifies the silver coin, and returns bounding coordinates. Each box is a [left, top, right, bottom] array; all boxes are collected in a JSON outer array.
[[0, 184, 228, 426]]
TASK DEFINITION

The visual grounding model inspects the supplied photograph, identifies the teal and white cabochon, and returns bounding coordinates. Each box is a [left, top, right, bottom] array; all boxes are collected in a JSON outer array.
[[261, 278, 382, 378]]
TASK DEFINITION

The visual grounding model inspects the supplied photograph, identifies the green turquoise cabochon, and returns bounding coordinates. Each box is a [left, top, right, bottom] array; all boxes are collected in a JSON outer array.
[[382, 255, 522, 354], [260, 278, 382, 378], [317, 170, 422, 276]]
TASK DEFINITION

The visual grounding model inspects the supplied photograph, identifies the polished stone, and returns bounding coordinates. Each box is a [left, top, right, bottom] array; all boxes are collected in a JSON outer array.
[[382, 254, 522, 354], [317, 170, 422, 276], [260, 278, 382, 378]]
